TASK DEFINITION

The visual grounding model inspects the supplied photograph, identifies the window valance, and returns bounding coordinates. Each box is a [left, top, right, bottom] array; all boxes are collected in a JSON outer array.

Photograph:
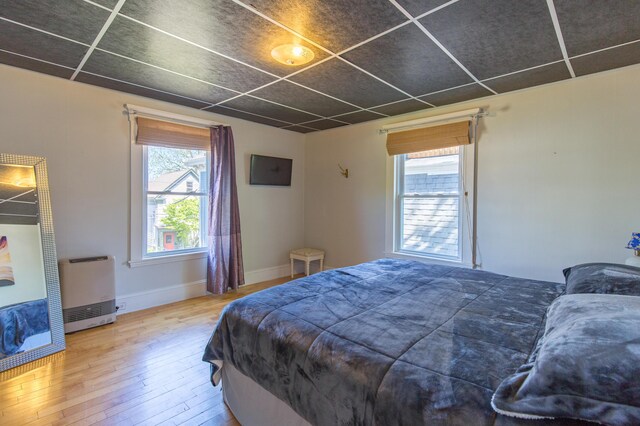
[[135, 117, 211, 151], [385, 120, 471, 156]]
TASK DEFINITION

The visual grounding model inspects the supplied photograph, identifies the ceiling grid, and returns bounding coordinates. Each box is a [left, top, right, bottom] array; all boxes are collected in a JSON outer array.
[[0, 0, 637, 132]]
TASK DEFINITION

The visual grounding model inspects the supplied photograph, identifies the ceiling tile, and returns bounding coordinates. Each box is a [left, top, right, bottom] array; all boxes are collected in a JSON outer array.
[[371, 99, 430, 116], [571, 42, 640, 77], [332, 110, 385, 124], [483, 62, 571, 93], [281, 126, 316, 134], [249, 0, 407, 52], [118, 0, 329, 77], [305, 119, 348, 130], [420, 0, 562, 80], [97, 16, 275, 92], [0, 50, 73, 79], [221, 95, 319, 124], [0, 0, 110, 44], [0, 21, 87, 68], [252, 81, 357, 117], [342, 25, 473, 96], [418, 84, 492, 106], [76, 72, 210, 109], [555, 1, 640, 57], [394, 0, 451, 17], [289, 58, 406, 108], [204, 105, 291, 128], [82, 50, 238, 105]]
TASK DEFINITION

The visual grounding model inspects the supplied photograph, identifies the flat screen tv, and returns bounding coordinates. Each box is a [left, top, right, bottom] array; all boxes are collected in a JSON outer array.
[[250, 154, 293, 186]]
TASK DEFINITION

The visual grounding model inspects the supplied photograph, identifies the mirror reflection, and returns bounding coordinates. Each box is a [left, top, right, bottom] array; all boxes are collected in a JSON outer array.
[[0, 164, 51, 360]]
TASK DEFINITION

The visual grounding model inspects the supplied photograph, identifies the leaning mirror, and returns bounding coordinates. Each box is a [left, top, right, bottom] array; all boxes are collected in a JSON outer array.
[[0, 153, 65, 373]]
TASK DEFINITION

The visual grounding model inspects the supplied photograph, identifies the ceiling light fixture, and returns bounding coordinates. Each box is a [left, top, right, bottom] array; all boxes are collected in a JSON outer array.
[[271, 44, 314, 66]]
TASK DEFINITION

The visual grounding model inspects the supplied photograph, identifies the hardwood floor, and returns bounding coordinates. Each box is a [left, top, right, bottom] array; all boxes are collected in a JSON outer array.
[[0, 276, 294, 426]]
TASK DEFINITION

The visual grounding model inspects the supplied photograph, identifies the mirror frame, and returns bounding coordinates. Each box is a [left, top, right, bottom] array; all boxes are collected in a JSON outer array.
[[0, 153, 65, 372]]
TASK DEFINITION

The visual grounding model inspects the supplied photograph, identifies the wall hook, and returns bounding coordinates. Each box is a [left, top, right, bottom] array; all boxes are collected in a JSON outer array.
[[338, 164, 349, 179]]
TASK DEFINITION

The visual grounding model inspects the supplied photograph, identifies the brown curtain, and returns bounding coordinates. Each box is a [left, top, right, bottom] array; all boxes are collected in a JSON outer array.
[[207, 126, 244, 294], [386, 120, 471, 155]]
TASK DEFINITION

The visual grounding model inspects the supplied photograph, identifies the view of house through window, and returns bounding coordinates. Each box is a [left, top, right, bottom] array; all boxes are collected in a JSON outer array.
[[145, 146, 209, 256], [397, 146, 461, 260]]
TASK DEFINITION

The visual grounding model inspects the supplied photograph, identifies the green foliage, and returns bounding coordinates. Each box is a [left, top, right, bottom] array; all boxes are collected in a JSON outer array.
[[162, 197, 201, 248]]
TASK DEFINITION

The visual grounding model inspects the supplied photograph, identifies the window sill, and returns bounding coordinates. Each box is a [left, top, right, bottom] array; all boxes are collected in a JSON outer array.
[[385, 251, 473, 269], [128, 250, 207, 268]]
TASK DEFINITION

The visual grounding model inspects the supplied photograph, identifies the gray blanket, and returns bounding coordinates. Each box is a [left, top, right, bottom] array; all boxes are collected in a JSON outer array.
[[203, 259, 580, 425]]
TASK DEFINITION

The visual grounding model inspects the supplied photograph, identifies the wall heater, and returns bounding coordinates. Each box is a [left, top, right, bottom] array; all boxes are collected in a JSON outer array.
[[58, 255, 116, 333]]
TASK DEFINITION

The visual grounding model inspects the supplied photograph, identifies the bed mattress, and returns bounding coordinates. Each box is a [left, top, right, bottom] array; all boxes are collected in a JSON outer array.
[[203, 259, 584, 425]]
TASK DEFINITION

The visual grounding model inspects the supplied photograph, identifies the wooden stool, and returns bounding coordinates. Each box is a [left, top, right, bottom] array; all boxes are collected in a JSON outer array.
[[290, 248, 324, 277]]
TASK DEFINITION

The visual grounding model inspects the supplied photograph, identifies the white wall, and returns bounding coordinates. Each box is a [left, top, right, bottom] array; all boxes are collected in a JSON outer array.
[[305, 64, 640, 282], [0, 65, 305, 307]]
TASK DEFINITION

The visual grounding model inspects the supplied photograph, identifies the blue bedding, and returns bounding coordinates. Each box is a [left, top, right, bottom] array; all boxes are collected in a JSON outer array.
[[203, 259, 587, 425], [0, 298, 50, 358]]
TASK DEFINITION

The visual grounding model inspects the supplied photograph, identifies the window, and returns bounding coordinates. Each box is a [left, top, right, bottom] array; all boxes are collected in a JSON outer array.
[[395, 146, 463, 260], [144, 145, 209, 257]]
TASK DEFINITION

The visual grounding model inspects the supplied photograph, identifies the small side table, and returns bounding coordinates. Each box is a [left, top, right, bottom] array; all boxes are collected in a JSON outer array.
[[290, 248, 325, 277]]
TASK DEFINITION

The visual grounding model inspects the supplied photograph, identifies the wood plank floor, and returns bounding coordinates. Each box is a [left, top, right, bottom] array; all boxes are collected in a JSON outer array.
[[0, 276, 294, 426]]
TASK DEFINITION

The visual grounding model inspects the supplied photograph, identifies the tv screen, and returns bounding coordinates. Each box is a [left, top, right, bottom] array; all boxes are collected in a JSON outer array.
[[250, 154, 293, 186]]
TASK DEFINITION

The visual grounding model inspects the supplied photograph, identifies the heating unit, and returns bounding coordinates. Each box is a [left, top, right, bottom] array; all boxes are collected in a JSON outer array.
[[59, 255, 117, 333]]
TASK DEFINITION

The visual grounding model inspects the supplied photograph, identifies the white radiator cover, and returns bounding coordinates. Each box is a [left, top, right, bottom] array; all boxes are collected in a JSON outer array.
[[58, 255, 116, 333]]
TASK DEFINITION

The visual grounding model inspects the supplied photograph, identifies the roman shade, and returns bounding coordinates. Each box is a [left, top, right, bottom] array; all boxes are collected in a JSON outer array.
[[135, 117, 210, 150], [386, 120, 471, 156]]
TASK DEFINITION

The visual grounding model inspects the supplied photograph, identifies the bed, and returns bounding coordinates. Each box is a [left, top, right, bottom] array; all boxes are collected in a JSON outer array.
[[203, 259, 595, 425]]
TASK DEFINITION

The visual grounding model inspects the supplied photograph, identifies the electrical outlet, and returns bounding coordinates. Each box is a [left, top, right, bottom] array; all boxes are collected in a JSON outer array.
[[117, 302, 127, 312]]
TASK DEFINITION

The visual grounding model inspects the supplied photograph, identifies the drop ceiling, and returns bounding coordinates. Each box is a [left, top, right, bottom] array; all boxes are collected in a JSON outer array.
[[0, 0, 639, 133]]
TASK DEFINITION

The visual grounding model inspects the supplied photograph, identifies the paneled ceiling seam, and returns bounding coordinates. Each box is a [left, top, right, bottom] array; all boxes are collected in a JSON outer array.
[[0, 48, 76, 70], [545, 0, 576, 78], [82, 0, 112, 12], [229, 0, 334, 55], [80, 69, 218, 105], [92, 47, 244, 94], [117, 13, 281, 80], [569, 37, 640, 60], [70, 0, 128, 81], [244, 94, 324, 119], [208, 105, 314, 129], [0, 17, 90, 47], [480, 59, 565, 83], [387, 0, 499, 95]]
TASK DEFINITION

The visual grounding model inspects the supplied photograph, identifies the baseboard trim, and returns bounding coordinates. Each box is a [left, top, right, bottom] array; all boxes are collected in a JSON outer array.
[[116, 263, 311, 314]]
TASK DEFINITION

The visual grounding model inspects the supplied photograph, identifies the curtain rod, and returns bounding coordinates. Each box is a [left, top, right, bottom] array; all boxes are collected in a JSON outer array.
[[124, 104, 229, 128], [379, 108, 489, 135]]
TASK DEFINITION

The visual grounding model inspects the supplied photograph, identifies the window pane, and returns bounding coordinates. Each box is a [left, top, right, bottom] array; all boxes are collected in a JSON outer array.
[[401, 197, 459, 257], [146, 194, 207, 254], [399, 146, 461, 259], [147, 146, 207, 193], [403, 146, 459, 195], [145, 145, 209, 256]]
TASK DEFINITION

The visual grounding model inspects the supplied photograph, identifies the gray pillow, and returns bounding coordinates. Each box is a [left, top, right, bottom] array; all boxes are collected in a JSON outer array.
[[492, 294, 640, 425], [563, 263, 640, 295]]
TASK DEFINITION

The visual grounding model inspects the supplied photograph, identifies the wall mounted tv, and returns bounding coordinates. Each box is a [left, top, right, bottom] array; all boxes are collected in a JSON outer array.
[[250, 154, 293, 186]]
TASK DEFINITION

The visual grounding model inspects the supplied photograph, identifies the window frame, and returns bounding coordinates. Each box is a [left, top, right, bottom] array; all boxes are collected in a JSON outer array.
[[141, 145, 210, 260], [385, 143, 475, 267], [127, 105, 223, 268]]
